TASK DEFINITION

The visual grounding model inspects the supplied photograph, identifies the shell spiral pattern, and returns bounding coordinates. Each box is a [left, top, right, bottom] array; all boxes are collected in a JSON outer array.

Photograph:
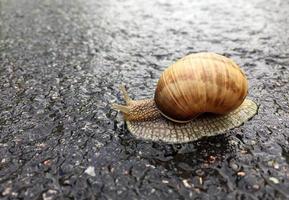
[[155, 52, 248, 122]]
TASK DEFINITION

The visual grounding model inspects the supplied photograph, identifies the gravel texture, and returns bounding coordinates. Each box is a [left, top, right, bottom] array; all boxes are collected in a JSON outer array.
[[0, 0, 289, 199]]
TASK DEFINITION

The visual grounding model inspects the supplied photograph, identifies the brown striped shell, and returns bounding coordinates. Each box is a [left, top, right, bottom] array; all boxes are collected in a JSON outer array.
[[112, 52, 258, 143], [154, 52, 248, 122]]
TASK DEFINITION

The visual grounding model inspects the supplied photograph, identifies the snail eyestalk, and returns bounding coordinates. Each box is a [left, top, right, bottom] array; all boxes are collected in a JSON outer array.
[[112, 85, 132, 113], [111, 104, 130, 114], [112, 86, 161, 122], [119, 85, 132, 104]]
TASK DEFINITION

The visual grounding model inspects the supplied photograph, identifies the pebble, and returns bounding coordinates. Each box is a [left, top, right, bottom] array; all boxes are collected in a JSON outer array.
[[253, 184, 260, 190], [268, 160, 280, 169], [240, 150, 248, 154], [208, 155, 216, 163], [182, 179, 193, 188], [199, 177, 203, 185], [43, 159, 52, 166], [269, 177, 279, 184], [2, 187, 12, 196], [237, 171, 246, 176], [84, 166, 96, 177], [42, 189, 57, 200], [273, 163, 280, 169]]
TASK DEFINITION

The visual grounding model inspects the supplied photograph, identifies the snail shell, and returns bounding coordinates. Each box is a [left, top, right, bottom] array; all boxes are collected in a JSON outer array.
[[112, 52, 258, 143], [155, 52, 248, 122]]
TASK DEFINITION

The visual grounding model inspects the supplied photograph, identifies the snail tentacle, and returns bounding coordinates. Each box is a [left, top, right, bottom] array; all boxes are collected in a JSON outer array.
[[119, 84, 132, 104], [113, 86, 162, 122], [111, 104, 130, 114], [111, 85, 134, 113]]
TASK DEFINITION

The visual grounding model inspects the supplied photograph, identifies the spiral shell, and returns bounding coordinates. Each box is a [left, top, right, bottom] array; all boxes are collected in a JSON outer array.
[[154, 52, 248, 122]]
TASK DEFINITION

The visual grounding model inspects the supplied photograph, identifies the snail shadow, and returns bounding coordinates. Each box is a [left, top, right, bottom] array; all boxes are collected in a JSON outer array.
[[118, 124, 235, 178], [149, 135, 233, 178]]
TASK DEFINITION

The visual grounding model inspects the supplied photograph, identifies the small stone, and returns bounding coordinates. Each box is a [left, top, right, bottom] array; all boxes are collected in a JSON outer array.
[[42, 189, 57, 200], [124, 170, 129, 175], [84, 166, 96, 177], [162, 180, 169, 184], [145, 164, 156, 168], [11, 192, 18, 196], [237, 171, 246, 176], [267, 160, 273, 167], [194, 188, 201, 193], [240, 150, 248, 154], [253, 184, 260, 190], [75, 65, 82, 70], [43, 159, 52, 166], [182, 179, 193, 188], [274, 163, 280, 169], [51, 92, 59, 100], [208, 155, 216, 163], [36, 143, 46, 148], [109, 167, 115, 173], [2, 187, 12, 196], [250, 140, 257, 145], [268, 160, 280, 169], [269, 177, 279, 184], [0, 143, 8, 147], [229, 140, 238, 145]]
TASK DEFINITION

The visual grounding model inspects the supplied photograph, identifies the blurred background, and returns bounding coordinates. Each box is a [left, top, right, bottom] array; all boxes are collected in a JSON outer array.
[[0, 0, 288, 199]]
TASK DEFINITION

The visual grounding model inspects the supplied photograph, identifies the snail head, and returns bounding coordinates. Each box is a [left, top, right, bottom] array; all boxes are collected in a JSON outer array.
[[112, 85, 161, 122]]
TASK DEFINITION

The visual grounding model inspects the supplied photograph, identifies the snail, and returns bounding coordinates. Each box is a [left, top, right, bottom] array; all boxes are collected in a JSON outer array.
[[112, 52, 258, 143]]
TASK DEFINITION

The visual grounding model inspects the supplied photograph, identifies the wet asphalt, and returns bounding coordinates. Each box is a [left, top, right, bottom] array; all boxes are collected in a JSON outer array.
[[0, 0, 289, 199]]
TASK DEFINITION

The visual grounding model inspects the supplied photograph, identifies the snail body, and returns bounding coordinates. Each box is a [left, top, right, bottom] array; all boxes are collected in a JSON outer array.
[[112, 52, 257, 143]]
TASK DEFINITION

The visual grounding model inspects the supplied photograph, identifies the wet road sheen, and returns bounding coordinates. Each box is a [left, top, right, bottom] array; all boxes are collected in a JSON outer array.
[[0, 0, 289, 199]]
